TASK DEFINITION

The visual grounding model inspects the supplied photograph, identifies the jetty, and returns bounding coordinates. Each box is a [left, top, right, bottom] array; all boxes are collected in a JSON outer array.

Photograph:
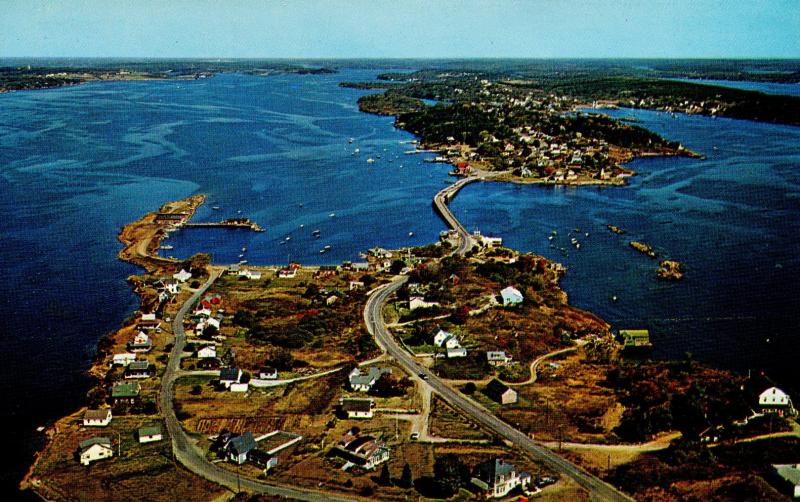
[[183, 218, 265, 232]]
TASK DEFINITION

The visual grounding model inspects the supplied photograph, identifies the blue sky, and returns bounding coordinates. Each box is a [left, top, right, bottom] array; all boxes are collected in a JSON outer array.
[[2, 0, 799, 58]]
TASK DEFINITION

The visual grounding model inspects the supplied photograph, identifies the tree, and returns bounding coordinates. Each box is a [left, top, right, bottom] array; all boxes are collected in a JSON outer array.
[[378, 463, 391, 486], [389, 259, 406, 275], [399, 463, 413, 488], [462, 382, 477, 395], [268, 348, 295, 371]]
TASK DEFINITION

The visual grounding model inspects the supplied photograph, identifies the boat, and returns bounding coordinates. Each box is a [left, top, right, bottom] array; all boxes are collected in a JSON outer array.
[[367, 158, 375, 164], [238, 254, 244, 258], [320, 245, 332, 254], [299, 224, 304, 228], [159, 244, 174, 250], [612, 295, 618, 302], [408, 231, 414, 237], [239, 260, 248, 264], [353, 148, 360, 155], [211, 206, 221, 210], [241, 247, 247, 252], [279, 241, 286, 245], [348, 137, 354, 143], [329, 213, 335, 217], [312, 229, 321, 235], [548, 235, 554, 241], [285, 236, 291, 241]]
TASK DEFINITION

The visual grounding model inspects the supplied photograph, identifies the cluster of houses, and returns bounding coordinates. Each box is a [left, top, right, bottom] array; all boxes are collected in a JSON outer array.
[[433, 328, 467, 358], [78, 409, 163, 466]]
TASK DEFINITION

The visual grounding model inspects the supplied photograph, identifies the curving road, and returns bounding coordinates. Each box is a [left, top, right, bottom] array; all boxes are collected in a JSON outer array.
[[432, 176, 482, 255], [160, 270, 355, 502], [364, 277, 632, 502]]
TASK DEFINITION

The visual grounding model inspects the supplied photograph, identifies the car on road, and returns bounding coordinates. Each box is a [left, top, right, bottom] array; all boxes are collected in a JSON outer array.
[[535, 476, 558, 488], [418, 372, 427, 380]]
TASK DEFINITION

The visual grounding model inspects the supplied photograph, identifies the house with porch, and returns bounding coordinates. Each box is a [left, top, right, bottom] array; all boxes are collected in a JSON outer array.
[[79, 437, 114, 465]]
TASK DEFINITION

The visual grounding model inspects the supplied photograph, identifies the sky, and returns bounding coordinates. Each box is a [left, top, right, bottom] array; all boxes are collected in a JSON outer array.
[[2, 0, 799, 59]]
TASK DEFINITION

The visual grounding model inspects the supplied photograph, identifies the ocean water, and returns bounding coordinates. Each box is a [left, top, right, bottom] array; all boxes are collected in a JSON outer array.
[[451, 107, 800, 388], [2, 70, 799, 494], [0, 70, 450, 493], [668, 77, 800, 97]]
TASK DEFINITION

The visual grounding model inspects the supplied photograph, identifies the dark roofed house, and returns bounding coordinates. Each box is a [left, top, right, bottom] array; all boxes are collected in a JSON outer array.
[[83, 408, 112, 427], [138, 425, 163, 443], [332, 428, 390, 470], [219, 367, 243, 388], [340, 398, 374, 419], [484, 379, 517, 405], [471, 458, 530, 498], [227, 431, 257, 464], [125, 360, 151, 379], [248, 449, 278, 471], [111, 382, 140, 404]]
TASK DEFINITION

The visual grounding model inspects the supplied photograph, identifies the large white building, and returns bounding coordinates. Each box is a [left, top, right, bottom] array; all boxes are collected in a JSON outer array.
[[79, 437, 114, 466], [759, 387, 796, 416]]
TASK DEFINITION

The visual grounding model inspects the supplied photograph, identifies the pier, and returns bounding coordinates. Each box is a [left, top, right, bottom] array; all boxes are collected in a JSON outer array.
[[182, 218, 265, 232]]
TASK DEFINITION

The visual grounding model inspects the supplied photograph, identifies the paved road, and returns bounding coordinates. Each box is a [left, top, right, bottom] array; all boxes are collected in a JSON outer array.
[[364, 277, 632, 502], [432, 176, 481, 255], [160, 270, 355, 502]]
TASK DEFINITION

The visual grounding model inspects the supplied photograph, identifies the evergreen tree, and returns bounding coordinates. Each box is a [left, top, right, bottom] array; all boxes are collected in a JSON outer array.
[[399, 463, 413, 488], [378, 463, 391, 486]]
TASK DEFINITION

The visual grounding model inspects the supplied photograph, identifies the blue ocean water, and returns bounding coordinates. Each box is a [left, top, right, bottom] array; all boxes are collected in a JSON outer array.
[[668, 77, 800, 97], [451, 107, 800, 388], [0, 70, 450, 492], [1, 70, 799, 493]]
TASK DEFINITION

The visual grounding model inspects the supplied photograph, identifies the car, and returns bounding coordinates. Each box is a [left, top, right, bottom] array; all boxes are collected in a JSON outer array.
[[409, 432, 419, 440], [418, 372, 428, 380], [535, 476, 558, 488]]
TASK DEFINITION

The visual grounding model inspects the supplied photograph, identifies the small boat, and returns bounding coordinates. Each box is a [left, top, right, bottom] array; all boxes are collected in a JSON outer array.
[[279, 241, 286, 245], [285, 236, 291, 241], [367, 158, 375, 164], [408, 231, 414, 237], [585, 232, 589, 237], [329, 213, 336, 217], [312, 229, 321, 235], [36, 426, 45, 433], [612, 295, 618, 302], [241, 247, 247, 252], [159, 244, 174, 250], [348, 137, 354, 143], [299, 224, 305, 228], [212, 206, 221, 210], [353, 148, 360, 155], [575, 243, 581, 249], [239, 260, 248, 264], [320, 245, 332, 253], [548, 235, 554, 241], [237, 210, 242, 214], [238, 254, 244, 258]]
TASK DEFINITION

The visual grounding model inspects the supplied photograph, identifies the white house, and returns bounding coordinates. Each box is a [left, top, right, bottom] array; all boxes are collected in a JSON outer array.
[[197, 345, 217, 359], [433, 329, 461, 349], [112, 353, 137, 367], [238, 269, 262, 280], [470, 458, 531, 498], [128, 331, 152, 353], [278, 268, 297, 279], [138, 425, 163, 443], [173, 269, 192, 283], [759, 387, 796, 416], [333, 429, 390, 471], [79, 437, 114, 466], [83, 409, 112, 427], [341, 398, 374, 419], [500, 286, 524, 306], [220, 368, 243, 388], [447, 347, 468, 358], [773, 464, 800, 499], [348, 367, 391, 392], [487, 351, 513, 366], [259, 367, 278, 380]]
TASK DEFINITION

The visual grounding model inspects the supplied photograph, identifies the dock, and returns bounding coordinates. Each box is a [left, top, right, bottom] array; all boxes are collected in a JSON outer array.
[[182, 218, 265, 232]]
